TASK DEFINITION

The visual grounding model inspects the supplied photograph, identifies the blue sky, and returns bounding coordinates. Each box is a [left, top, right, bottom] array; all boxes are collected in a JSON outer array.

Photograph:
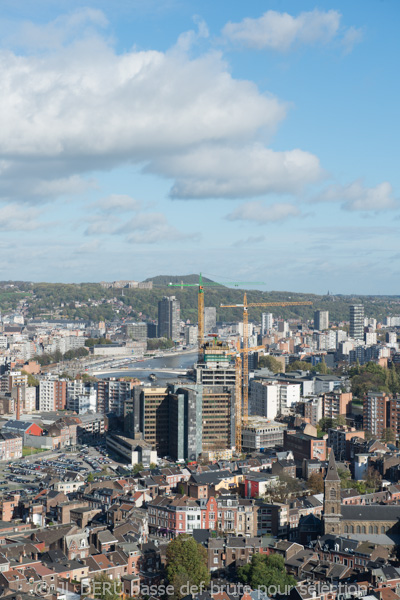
[[0, 0, 399, 294]]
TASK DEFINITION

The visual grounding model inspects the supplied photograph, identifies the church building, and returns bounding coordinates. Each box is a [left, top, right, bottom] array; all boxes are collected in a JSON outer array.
[[323, 449, 400, 540]]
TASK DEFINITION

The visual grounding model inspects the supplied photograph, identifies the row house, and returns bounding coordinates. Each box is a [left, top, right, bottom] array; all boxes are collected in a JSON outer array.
[[147, 493, 257, 538], [316, 535, 389, 571]]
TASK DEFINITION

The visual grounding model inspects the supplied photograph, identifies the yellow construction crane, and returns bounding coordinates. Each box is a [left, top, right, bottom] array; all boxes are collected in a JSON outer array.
[[168, 274, 263, 351], [220, 294, 312, 452]]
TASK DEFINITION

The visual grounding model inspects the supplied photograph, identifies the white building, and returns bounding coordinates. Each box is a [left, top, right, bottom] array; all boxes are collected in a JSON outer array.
[[261, 313, 273, 335], [250, 380, 301, 419]]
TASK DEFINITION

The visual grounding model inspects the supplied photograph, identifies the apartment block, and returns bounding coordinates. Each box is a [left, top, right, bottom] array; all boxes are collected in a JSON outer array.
[[363, 391, 390, 438], [283, 430, 327, 461], [39, 378, 67, 411]]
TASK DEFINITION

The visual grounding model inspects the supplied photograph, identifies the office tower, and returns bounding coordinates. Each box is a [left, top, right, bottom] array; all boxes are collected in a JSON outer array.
[[261, 313, 273, 334], [350, 304, 364, 340], [204, 306, 217, 333], [126, 386, 170, 457], [158, 296, 180, 341], [314, 310, 329, 331]]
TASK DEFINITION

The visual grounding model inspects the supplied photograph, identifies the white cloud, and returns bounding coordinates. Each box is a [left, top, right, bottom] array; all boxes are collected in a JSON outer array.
[[226, 201, 301, 223], [4, 8, 108, 51], [84, 207, 196, 244], [95, 194, 141, 213], [314, 180, 398, 212], [154, 144, 323, 199], [222, 9, 362, 52], [0, 9, 323, 204], [0, 204, 43, 231], [117, 213, 195, 244]]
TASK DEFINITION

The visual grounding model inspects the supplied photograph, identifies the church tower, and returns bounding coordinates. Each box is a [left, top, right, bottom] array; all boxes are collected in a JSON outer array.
[[323, 449, 342, 535]]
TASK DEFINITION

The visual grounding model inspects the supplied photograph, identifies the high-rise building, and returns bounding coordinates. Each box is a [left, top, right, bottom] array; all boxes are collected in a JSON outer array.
[[39, 378, 67, 411], [314, 310, 329, 331], [350, 304, 364, 340], [261, 313, 273, 334], [363, 391, 390, 437], [158, 296, 180, 342]]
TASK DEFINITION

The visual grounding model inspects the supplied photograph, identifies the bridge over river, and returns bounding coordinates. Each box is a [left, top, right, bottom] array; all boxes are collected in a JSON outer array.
[[92, 366, 189, 376]]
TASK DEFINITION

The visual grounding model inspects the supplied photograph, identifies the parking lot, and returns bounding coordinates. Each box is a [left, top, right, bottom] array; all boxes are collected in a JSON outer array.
[[0, 443, 123, 494]]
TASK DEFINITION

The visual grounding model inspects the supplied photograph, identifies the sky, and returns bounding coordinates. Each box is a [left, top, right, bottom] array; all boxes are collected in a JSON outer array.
[[0, 0, 399, 294]]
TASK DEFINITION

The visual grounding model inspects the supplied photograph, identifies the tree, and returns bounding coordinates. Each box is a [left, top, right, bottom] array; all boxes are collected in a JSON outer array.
[[177, 483, 185, 495], [257, 355, 282, 373], [238, 553, 296, 591], [147, 337, 175, 350], [87, 472, 94, 483], [132, 462, 143, 474], [363, 465, 382, 491], [318, 417, 334, 433], [166, 535, 210, 599], [334, 414, 346, 427], [388, 364, 400, 395], [85, 337, 113, 347], [382, 428, 396, 444], [21, 370, 39, 387], [310, 359, 332, 375], [149, 463, 157, 470], [308, 472, 324, 494], [350, 362, 390, 398], [92, 573, 121, 600], [286, 360, 311, 372]]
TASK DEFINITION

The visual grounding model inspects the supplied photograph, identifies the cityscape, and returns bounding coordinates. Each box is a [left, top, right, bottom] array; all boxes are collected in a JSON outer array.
[[1, 1, 400, 600], [1, 277, 400, 600]]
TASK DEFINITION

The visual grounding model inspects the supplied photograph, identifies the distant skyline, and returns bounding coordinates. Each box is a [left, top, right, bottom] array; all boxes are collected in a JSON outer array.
[[0, 0, 399, 294]]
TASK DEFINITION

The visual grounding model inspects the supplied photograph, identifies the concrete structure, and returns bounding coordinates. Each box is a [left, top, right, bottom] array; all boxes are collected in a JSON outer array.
[[350, 305, 365, 340], [314, 310, 329, 331], [241, 416, 286, 452], [125, 380, 235, 462], [124, 322, 147, 341], [106, 433, 157, 467]]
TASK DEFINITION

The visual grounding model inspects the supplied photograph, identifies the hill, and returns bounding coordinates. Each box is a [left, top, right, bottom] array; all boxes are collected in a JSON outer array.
[[1, 279, 400, 324], [145, 274, 217, 285]]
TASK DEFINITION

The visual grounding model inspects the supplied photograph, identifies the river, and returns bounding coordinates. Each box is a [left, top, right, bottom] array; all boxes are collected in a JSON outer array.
[[96, 351, 198, 385]]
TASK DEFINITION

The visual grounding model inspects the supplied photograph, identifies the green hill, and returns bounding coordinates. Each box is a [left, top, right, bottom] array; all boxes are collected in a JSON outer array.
[[2, 279, 400, 324]]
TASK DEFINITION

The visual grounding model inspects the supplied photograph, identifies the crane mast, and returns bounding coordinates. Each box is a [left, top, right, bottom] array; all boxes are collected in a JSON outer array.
[[220, 296, 312, 453]]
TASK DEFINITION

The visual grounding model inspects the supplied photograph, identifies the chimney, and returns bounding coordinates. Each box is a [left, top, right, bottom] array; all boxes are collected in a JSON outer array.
[[16, 385, 21, 421]]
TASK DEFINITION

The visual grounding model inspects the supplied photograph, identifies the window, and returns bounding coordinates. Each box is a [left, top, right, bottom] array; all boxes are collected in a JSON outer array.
[[213, 558, 218, 564]]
